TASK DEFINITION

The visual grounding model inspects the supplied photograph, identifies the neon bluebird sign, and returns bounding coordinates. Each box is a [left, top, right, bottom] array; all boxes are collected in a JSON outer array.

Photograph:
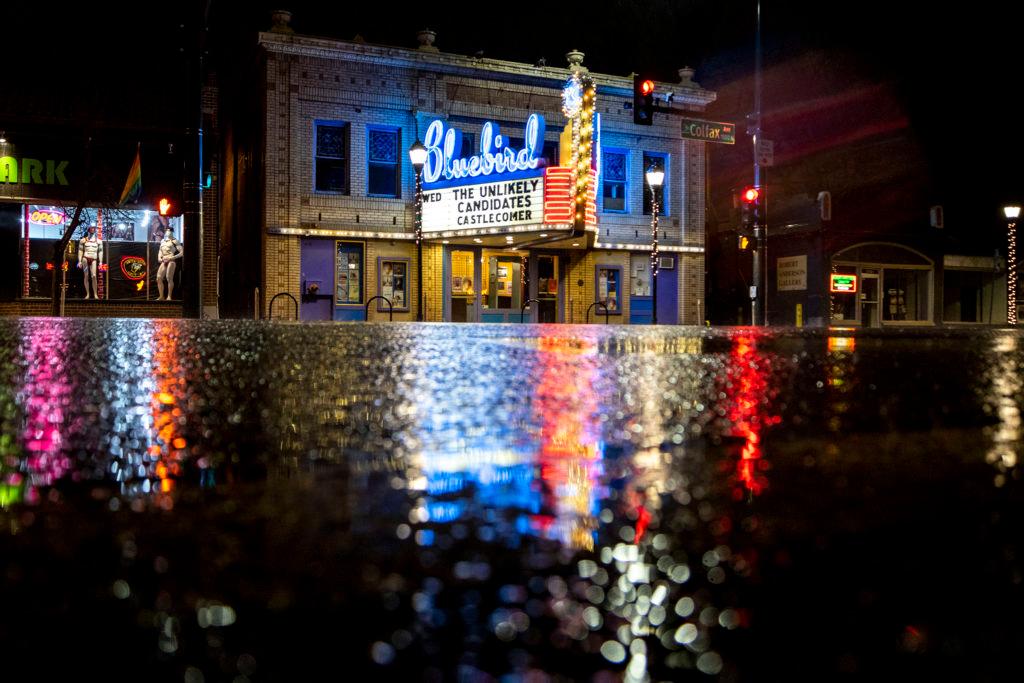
[[422, 114, 546, 187]]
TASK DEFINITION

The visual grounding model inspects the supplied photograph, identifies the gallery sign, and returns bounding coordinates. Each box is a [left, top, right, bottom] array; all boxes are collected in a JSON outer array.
[[777, 255, 807, 291]]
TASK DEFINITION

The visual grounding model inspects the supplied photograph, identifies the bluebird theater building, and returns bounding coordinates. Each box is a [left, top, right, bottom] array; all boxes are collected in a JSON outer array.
[[236, 15, 715, 323]]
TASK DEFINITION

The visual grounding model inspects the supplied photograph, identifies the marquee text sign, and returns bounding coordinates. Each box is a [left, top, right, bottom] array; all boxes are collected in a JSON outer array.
[[423, 177, 543, 231]]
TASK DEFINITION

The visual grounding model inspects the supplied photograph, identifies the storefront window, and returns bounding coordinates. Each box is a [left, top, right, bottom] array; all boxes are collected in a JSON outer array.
[[21, 205, 183, 301], [378, 257, 408, 311], [596, 265, 623, 314], [830, 265, 858, 322], [335, 241, 363, 305], [481, 250, 527, 310], [883, 268, 930, 321]]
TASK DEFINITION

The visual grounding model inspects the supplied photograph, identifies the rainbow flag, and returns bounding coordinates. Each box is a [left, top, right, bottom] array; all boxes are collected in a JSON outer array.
[[117, 145, 142, 206]]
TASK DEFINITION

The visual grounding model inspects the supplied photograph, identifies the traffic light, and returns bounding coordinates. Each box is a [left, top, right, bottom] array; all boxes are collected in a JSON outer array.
[[633, 74, 655, 125], [158, 198, 172, 216], [740, 186, 762, 230]]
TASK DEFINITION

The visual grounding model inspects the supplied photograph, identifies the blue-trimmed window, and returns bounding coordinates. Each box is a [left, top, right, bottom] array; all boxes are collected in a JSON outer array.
[[314, 121, 349, 194], [602, 149, 627, 213], [367, 126, 400, 198], [460, 133, 475, 158], [643, 152, 668, 216]]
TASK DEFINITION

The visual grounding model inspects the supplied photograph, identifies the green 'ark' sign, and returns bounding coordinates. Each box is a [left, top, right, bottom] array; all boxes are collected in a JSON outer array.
[[0, 155, 70, 185], [679, 118, 736, 145]]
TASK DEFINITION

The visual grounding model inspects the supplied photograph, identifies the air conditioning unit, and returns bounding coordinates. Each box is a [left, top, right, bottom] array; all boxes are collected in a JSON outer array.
[[658, 256, 675, 270]]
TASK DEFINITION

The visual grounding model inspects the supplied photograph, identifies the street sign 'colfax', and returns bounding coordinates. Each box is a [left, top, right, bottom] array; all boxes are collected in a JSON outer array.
[[679, 118, 735, 144]]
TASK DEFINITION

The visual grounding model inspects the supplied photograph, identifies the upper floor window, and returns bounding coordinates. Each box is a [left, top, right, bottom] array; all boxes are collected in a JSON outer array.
[[642, 152, 668, 216], [602, 149, 627, 213], [315, 121, 349, 194], [542, 140, 559, 167], [367, 126, 400, 198]]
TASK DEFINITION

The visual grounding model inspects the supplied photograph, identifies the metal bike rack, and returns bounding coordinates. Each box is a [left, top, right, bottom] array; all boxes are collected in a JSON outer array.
[[269, 292, 299, 320], [585, 301, 610, 324], [520, 298, 541, 323], [365, 295, 394, 321]]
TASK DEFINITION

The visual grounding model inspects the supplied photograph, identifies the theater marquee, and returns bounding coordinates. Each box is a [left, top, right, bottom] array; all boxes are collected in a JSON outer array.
[[419, 112, 596, 235]]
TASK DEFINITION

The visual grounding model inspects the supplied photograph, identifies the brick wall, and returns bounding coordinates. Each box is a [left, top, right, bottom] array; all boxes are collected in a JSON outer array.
[[0, 300, 183, 318], [679, 253, 706, 325], [202, 75, 220, 312], [264, 233, 301, 317]]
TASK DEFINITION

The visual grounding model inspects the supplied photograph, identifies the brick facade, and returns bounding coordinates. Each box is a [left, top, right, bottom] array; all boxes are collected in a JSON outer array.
[[253, 29, 714, 323], [0, 300, 182, 318]]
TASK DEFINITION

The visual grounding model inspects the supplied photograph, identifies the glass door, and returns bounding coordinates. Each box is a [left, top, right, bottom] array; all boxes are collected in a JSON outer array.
[[449, 249, 477, 322], [481, 250, 528, 323], [535, 254, 559, 323], [860, 269, 880, 327]]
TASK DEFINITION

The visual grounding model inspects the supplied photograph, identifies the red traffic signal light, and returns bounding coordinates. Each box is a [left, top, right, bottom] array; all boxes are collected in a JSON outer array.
[[633, 73, 655, 126], [740, 186, 764, 232], [158, 198, 172, 216]]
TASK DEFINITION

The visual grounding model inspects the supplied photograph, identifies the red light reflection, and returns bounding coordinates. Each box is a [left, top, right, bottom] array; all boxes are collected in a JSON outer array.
[[150, 322, 187, 498], [529, 335, 604, 550], [724, 336, 778, 497]]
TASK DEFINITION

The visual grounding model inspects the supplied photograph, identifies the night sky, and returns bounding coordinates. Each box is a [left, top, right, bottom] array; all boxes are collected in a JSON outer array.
[[235, 0, 1024, 250], [7, 1, 1023, 250]]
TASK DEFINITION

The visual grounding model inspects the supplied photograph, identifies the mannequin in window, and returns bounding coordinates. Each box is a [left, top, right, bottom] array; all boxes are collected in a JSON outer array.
[[78, 225, 102, 299], [156, 225, 184, 301]]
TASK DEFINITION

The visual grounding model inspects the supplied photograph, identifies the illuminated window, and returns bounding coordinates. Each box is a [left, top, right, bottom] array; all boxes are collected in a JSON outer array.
[[883, 268, 930, 322], [315, 121, 349, 194], [602, 149, 627, 213], [367, 126, 400, 198], [642, 152, 668, 216]]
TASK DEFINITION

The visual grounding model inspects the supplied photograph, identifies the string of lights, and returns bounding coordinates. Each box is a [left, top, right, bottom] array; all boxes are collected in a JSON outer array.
[[1009, 218, 1017, 325]]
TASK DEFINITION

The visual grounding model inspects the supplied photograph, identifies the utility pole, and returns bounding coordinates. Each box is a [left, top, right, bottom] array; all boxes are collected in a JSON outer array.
[[750, 0, 765, 326], [181, 1, 208, 318]]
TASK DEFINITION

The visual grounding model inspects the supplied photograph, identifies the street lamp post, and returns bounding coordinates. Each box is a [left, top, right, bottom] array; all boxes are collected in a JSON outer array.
[[1006, 204, 1021, 325], [409, 142, 428, 321], [646, 167, 665, 325]]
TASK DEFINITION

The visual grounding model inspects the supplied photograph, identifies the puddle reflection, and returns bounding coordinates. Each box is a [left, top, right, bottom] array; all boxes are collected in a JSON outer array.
[[0, 320, 1020, 680]]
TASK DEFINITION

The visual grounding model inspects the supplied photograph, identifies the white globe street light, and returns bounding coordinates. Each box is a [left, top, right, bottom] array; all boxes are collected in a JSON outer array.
[[646, 167, 665, 325], [409, 142, 428, 321], [1006, 204, 1021, 325]]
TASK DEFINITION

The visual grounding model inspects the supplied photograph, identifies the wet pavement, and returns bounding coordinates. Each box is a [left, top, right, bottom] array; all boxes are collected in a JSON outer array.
[[0, 319, 1021, 682]]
